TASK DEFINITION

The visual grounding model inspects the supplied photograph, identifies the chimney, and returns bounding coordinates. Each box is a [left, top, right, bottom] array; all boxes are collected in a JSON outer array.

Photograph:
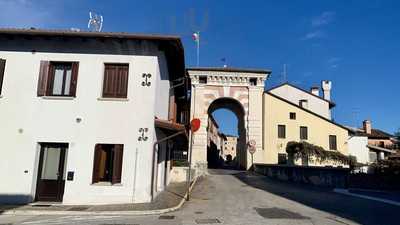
[[322, 80, 332, 101], [310, 86, 319, 96], [363, 120, 372, 134], [299, 99, 308, 109]]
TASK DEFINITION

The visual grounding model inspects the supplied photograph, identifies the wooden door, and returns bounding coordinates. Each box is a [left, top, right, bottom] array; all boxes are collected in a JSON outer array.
[[35, 143, 67, 202]]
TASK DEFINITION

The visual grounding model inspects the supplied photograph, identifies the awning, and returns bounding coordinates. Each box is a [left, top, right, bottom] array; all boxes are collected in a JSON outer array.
[[367, 145, 396, 154], [155, 118, 187, 137]]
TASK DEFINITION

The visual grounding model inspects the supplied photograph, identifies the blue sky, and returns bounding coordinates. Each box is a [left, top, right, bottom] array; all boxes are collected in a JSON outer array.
[[1, 0, 399, 136]]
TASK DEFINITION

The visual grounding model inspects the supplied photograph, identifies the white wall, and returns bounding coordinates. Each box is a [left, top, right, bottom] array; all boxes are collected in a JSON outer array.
[[154, 53, 171, 120], [348, 136, 369, 164], [270, 84, 331, 119], [0, 49, 169, 204]]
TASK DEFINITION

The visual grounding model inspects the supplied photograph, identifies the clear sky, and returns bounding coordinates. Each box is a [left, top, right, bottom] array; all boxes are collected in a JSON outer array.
[[1, 0, 399, 135]]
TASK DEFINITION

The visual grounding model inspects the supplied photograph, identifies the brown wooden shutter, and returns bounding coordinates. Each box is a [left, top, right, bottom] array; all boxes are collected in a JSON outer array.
[[330, 135, 337, 150], [0, 59, 5, 95], [112, 144, 124, 184], [102, 65, 115, 98], [70, 62, 79, 97], [116, 65, 128, 98], [103, 64, 129, 98], [37, 61, 50, 96], [92, 144, 102, 183]]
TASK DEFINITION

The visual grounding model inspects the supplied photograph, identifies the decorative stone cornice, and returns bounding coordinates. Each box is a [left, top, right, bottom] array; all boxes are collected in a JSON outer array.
[[187, 69, 269, 87]]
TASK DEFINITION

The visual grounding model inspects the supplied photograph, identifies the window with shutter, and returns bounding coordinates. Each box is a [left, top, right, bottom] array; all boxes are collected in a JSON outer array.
[[278, 125, 286, 139], [37, 61, 50, 96], [102, 64, 129, 98], [92, 144, 124, 184], [37, 61, 79, 97], [112, 144, 123, 184], [0, 59, 5, 95], [289, 112, 296, 120], [92, 144, 102, 183], [300, 126, 308, 140], [329, 135, 337, 150]]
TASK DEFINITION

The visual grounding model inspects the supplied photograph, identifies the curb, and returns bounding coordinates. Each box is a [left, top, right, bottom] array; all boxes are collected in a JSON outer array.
[[334, 188, 400, 207], [1, 177, 198, 216]]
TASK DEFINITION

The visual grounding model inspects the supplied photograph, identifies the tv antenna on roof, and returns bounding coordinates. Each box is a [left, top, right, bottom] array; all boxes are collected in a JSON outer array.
[[88, 11, 103, 32]]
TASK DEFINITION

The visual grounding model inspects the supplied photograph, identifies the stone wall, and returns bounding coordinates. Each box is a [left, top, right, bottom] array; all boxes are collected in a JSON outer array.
[[254, 164, 350, 188]]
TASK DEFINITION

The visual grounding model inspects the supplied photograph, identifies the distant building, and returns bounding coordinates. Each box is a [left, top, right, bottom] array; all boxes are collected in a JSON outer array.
[[206, 114, 224, 168], [268, 82, 335, 120], [262, 82, 349, 167], [348, 120, 397, 164], [222, 135, 238, 162]]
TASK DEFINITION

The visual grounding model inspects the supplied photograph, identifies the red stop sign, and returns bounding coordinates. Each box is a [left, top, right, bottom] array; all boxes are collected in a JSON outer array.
[[190, 118, 201, 132]]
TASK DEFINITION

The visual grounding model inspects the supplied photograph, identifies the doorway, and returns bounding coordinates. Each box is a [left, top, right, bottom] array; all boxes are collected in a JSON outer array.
[[35, 143, 68, 202]]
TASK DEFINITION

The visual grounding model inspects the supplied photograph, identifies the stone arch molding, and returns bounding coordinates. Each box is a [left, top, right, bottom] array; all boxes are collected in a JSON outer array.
[[187, 67, 271, 173]]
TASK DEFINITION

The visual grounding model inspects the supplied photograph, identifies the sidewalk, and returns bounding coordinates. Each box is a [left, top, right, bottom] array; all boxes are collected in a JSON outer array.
[[0, 179, 197, 216], [334, 188, 400, 207]]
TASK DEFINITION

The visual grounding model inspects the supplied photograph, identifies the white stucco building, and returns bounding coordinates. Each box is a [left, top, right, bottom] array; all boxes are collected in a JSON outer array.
[[269, 82, 335, 119], [0, 29, 189, 205]]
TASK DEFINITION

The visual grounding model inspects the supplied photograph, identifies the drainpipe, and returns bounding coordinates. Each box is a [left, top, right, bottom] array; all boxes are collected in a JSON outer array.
[[151, 130, 186, 201]]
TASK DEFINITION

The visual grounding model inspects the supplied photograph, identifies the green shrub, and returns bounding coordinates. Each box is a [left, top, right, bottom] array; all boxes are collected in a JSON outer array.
[[286, 141, 356, 166]]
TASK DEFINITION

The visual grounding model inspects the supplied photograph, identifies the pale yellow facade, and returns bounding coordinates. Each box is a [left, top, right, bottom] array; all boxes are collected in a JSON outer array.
[[222, 136, 238, 161], [261, 93, 349, 166]]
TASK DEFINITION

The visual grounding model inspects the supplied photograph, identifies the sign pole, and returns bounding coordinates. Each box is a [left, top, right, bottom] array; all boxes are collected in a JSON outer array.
[[248, 140, 256, 172], [186, 118, 201, 201], [187, 131, 194, 201]]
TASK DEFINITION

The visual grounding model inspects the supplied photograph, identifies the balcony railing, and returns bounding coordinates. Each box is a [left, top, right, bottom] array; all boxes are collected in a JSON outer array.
[[370, 143, 399, 150]]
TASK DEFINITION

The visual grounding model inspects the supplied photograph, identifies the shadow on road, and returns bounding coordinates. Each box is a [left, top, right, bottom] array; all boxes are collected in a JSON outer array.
[[208, 168, 244, 176], [233, 172, 399, 225]]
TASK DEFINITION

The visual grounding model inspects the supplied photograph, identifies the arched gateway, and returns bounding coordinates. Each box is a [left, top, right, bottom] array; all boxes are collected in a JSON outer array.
[[187, 67, 271, 174]]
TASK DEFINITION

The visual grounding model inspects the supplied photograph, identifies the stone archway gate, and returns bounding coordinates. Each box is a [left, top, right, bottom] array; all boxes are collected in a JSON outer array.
[[187, 67, 271, 174]]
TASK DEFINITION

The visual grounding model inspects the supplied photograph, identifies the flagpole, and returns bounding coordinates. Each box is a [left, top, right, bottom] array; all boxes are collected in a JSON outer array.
[[196, 31, 200, 67]]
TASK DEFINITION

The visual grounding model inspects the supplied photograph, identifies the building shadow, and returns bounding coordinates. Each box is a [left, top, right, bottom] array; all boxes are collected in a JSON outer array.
[[233, 172, 399, 225], [0, 194, 33, 214]]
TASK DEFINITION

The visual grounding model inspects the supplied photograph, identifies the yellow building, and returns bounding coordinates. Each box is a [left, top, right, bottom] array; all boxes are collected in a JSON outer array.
[[261, 91, 350, 166]]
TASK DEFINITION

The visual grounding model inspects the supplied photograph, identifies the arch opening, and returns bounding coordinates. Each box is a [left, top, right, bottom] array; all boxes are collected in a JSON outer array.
[[206, 98, 247, 170]]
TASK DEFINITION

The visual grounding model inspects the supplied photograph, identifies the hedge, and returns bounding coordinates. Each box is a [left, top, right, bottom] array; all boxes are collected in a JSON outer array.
[[286, 141, 356, 166]]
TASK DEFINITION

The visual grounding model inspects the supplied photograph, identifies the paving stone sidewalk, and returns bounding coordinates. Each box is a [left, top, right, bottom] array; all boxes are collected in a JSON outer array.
[[0, 181, 187, 213]]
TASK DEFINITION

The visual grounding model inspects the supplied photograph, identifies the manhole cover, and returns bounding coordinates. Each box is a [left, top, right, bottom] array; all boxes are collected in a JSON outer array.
[[159, 215, 175, 220], [195, 218, 221, 224], [254, 207, 309, 219], [68, 206, 89, 211]]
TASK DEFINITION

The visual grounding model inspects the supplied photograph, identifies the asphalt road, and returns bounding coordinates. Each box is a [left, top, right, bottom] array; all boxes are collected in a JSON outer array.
[[0, 169, 398, 225]]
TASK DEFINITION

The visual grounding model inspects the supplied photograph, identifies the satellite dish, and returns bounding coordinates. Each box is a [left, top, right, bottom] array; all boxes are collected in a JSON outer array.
[[88, 11, 103, 32]]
